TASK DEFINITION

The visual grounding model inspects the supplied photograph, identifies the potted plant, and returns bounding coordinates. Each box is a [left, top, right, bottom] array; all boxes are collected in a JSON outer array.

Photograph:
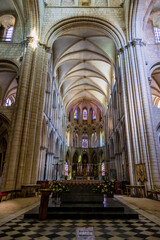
[[92, 181, 115, 198], [49, 181, 70, 204], [102, 181, 115, 197]]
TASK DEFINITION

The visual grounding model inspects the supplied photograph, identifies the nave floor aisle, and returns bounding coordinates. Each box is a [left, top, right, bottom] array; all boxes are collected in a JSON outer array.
[[0, 214, 160, 240], [0, 196, 159, 240]]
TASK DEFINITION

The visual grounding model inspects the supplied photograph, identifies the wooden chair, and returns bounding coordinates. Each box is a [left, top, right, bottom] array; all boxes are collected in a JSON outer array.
[[115, 181, 123, 194]]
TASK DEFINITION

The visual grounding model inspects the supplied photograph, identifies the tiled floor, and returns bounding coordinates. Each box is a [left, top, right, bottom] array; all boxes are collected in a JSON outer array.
[[0, 214, 160, 240]]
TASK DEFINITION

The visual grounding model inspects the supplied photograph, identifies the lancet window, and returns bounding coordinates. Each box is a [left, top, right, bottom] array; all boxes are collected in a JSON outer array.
[[82, 133, 88, 148], [92, 110, 96, 120], [74, 109, 78, 119], [154, 27, 160, 43], [83, 109, 87, 120]]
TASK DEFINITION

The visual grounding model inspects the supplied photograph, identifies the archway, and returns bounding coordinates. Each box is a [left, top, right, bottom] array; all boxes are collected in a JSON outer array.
[[82, 152, 88, 177], [0, 115, 9, 189], [65, 151, 70, 179], [72, 151, 78, 178], [99, 150, 104, 179], [44, 16, 126, 183], [0, 60, 18, 106], [150, 64, 160, 108], [91, 151, 98, 179]]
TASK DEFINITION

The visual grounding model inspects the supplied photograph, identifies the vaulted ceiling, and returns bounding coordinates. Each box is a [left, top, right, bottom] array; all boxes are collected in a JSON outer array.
[[52, 27, 116, 112], [151, 67, 160, 105]]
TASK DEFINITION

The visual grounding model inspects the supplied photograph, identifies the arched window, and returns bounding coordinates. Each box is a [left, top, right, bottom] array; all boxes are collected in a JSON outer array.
[[0, 15, 15, 42], [100, 131, 104, 147], [66, 130, 70, 146], [91, 132, 97, 148], [73, 132, 78, 147], [65, 162, 68, 176], [82, 133, 88, 148], [92, 110, 96, 120], [102, 162, 105, 176], [5, 98, 12, 106], [154, 27, 160, 43], [74, 109, 78, 119], [75, 133, 78, 147], [5, 27, 14, 41], [83, 109, 87, 120]]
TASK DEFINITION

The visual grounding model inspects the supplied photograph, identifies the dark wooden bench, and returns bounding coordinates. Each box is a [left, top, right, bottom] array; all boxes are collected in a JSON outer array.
[[21, 184, 41, 197], [147, 190, 160, 200], [1, 190, 21, 200], [0, 193, 8, 202]]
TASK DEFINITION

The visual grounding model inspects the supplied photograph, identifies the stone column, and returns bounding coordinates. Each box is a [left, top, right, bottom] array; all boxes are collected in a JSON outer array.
[[31, 46, 52, 184], [16, 43, 44, 188], [14, 44, 45, 186], [1, 37, 35, 191], [119, 39, 160, 187], [132, 39, 159, 186]]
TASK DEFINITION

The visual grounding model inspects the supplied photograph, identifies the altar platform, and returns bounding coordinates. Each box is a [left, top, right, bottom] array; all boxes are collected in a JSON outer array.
[[24, 187, 138, 220]]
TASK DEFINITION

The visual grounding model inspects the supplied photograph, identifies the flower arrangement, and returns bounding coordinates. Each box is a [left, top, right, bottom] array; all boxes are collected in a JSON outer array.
[[49, 181, 70, 194], [92, 181, 115, 196]]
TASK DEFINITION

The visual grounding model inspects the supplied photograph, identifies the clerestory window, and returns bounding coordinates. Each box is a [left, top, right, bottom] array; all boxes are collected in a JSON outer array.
[[154, 27, 160, 43]]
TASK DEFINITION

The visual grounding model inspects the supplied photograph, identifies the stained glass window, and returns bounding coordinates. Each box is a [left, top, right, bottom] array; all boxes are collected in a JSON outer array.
[[75, 133, 78, 147], [82, 139, 88, 148], [83, 109, 87, 120], [91, 132, 97, 148], [74, 109, 78, 119], [5, 98, 12, 106], [92, 110, 96, 119], [82, 133, 88, 148], [154, 27, 160, 43], [93, 133, 97, 147], [65, 162, 68, 176], [102, 162, 105, 176], [73, 132, 78, 147], [5, 27, 14, 41], [100, 131, 104, 147]]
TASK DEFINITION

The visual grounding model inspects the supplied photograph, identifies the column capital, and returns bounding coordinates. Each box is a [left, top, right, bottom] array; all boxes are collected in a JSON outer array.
[[39, 42, 52, 54], [26, 36, 35, 44], [131, 38, 145, 47], [117, 47, 124, 55], [45, 46, 52, 54], [117, 39, 146, 55]]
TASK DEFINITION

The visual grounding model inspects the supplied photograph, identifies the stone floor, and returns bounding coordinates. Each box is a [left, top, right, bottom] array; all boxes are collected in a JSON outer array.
[[117, 196, 160, 219], [0, 196, 159, 239]]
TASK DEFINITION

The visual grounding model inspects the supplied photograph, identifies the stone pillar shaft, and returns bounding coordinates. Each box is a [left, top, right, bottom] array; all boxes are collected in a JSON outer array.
[[119, 39, 160, 187], [2, 40, 34, 191]]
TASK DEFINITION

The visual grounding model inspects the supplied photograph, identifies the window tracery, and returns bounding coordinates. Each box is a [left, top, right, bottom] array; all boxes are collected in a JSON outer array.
[[82, 133, 88, 148], [0, 15, 15, 41], [91, 131, 97, 148], [92, 110, 96, 120], [5, 98, 12, 106], [154, 27, 160, 43], [5, 27, 14, 41], [100, 130, 104, 147], [83, 109, 87, 120], [73, 131, 78, 147], [74, 109, 78, 119]]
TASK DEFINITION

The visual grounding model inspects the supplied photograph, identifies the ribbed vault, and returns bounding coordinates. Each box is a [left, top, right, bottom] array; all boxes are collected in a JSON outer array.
[[52, 27, 116, 112]]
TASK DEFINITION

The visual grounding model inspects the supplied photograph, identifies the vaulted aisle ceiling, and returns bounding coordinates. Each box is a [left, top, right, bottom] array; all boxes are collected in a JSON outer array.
[[52, 27, 116, 112]]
